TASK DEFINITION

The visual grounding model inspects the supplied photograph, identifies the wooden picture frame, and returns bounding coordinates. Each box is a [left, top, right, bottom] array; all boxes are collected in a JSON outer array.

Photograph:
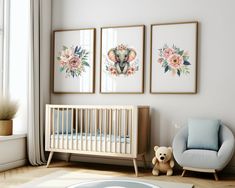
[[100, 25, 145, 94], [53, 28, 96, 93], [150, 22, 198, 94]]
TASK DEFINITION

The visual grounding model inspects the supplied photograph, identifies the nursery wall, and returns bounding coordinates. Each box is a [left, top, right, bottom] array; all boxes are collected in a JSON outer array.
[[48, 0, 235, 169]]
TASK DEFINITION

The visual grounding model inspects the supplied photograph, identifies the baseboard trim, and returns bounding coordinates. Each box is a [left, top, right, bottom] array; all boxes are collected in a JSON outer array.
[[0, 159, 27, 172]]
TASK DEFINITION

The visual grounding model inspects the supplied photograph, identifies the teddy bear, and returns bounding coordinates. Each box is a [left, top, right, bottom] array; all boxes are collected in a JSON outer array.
[[152, 146, 174, 176]]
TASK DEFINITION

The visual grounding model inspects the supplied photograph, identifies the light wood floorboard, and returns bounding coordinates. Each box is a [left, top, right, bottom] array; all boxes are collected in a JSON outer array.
[[0, 161, 234, 188]]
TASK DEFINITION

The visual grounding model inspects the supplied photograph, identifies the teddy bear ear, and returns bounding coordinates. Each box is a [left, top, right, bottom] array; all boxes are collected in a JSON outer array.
[[168, 147, 173, 152], [154, 146, 159, 151]]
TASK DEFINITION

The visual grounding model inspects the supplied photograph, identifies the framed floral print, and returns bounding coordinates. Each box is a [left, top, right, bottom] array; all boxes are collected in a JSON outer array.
[[150, 22, 198, 94], [100, 25, 145, 93], [53, 28, 95, 93]]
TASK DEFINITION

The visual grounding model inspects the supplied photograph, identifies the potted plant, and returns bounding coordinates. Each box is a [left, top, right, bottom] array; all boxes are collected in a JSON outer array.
[[0, 96, 18, 136]]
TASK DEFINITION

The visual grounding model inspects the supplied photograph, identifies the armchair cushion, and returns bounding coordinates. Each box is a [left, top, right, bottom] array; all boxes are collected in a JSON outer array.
[[187, 118, 220, 151]]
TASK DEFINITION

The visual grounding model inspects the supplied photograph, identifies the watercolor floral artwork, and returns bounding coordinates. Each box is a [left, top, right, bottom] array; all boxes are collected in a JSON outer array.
[[157, 44, 190, 77], [57, 45, 89, 78], [150, 22, 197, 93], [53, 29, 95, 93], [105, 44, 139, 76]]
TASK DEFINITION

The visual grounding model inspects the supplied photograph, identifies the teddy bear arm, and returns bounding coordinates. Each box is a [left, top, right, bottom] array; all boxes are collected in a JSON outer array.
[[152, 157, 158, 165], [170, 159, 174, 168]]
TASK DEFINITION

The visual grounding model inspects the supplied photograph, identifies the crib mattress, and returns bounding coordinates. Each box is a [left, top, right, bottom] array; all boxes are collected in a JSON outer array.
[[50, 133, 130, 143], [50, 133, 131, 153]]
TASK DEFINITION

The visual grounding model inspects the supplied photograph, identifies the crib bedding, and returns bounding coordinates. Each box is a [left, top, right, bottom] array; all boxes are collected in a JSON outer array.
[[50, 133, 131, 154], [50, 133, 130, 143]]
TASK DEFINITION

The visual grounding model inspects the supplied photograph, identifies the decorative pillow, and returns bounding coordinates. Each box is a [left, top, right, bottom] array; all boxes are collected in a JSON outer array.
[[187, 118, 220, 151], [54, 109, 73, 134]]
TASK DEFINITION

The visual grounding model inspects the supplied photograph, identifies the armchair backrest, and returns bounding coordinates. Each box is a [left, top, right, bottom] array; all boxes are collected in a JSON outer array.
[[178, 124, 234, 150]]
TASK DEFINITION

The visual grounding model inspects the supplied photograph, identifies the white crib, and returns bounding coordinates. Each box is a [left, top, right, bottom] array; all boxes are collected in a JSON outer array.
[[45, 104, 150, 176]]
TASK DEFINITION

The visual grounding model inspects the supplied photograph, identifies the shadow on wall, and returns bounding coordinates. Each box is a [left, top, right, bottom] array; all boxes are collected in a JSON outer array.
[[148, 108, 160, 161]]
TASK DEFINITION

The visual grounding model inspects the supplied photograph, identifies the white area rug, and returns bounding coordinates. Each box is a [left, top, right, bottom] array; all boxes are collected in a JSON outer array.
[[19, 170, 193, 188]]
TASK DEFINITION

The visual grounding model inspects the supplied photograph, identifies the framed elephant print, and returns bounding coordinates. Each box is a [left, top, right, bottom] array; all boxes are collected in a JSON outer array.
[[53, 28, 95, 93], [150, 22, 198, 94], [100, 25, 145, 93]]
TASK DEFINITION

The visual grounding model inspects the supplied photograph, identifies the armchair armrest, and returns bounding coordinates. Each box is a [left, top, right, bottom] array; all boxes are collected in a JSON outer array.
[[217, 125, 235, 170], [172, 126, 188, 163]]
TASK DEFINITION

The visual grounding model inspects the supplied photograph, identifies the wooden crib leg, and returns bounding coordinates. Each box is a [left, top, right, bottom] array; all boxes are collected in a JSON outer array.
[[67, 153, 72, 162], [142, 154, 147, 169], [133, 158, 138, 177], [46, 151, 54, 168]]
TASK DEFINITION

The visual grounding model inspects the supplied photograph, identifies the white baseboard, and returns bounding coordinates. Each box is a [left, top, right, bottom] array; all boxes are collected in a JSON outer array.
[[0, 159, 27, 172]]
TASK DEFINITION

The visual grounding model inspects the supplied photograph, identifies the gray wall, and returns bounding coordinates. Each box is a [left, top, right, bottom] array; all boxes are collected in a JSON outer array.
[[49, 0, 235, 169]]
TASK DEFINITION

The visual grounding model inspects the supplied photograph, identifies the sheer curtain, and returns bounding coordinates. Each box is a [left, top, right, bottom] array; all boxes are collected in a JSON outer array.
[[27, 0, 51, 165]]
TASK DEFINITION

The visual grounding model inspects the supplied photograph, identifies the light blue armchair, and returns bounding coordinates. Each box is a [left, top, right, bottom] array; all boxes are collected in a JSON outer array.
[[173, 124, 235, 180]]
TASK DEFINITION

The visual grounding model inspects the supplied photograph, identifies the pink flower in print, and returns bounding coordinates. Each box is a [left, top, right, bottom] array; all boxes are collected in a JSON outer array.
[[68, 56, 82, 70], [158, 58, 164, 64], [126, 67, 136, 76], [60, 48, 74, 62], [168, 54, 183, 69], [163, 48, 174, 59], [59, 60, 67, 67], [109, 67, 118, 76]]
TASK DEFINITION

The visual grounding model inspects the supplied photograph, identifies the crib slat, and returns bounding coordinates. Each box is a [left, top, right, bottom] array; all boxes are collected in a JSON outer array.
[[95, 109, 98, 151], [114, 109, 117, 153], [62, 108, 64, 149], [124, 109, 127, 154], [80, 109, 83, 151], [57, 108, 59, 149], [85, 109, 88, 151], [66, 108, 69, 149], [52, 108, 55, 149], [100, 109, 103, 152], [104, 109, 107, 152], [119, 109, 121, 153], [90, 109, 92, 151], [109, 109, 112, 152], [129, 109, 132, 154], [71, 109, 74, 150], [75, 109, 78, 150]]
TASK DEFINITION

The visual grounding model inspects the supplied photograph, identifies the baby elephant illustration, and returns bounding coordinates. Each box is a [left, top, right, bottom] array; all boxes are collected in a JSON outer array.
[[108, 44, 137, 74]]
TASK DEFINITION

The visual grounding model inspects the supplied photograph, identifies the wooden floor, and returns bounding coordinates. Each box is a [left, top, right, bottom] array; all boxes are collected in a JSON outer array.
[[0, 161, 235, 188]]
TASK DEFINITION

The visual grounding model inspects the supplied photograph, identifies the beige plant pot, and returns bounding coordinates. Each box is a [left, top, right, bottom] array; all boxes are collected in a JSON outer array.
[[0, 120, 13, 136]]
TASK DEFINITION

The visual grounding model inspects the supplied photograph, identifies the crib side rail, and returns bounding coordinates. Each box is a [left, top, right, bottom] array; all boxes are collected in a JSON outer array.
[[45, 104, 138, 158]]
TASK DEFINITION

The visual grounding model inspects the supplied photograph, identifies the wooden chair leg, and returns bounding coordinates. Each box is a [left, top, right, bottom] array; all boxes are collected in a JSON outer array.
[[133, 158, 138, 177], [214, 172, 219, 181], [67, 153, 72, 162], [46, 151, 54, 168], [181, 169, 186, 177], [142, 154, 147, 169]]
